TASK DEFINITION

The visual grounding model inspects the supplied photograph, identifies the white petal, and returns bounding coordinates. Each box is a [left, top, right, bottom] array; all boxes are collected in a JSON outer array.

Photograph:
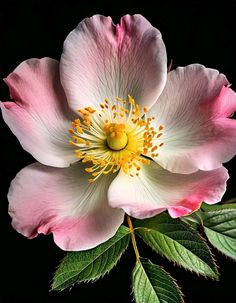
[[60, 14, 167, 111], [149, 64, 236, 173], [8, 162, 124, 251], [108, 162, 228, 218], [1, 58, 76, 167]]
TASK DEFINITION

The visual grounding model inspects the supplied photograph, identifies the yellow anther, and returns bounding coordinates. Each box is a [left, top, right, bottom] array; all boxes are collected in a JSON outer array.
[[69, 95, 165, 182], [78, 109, 89, 115], [72, 136, 86, 144], [151, 146, 158, 152], [75, 150, 82, 156], [88, 179, 95, 183], [92, 172, 100, 177], [128, 95, 135, 105], [143, 148, 148, 154], [85, 107, 96, 114], [76, 126, 83, 134], [69, 140, 77, 146]]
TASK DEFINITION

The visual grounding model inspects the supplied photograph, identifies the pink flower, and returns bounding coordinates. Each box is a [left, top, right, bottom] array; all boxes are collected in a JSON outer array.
[[1, 14, 236, 251]]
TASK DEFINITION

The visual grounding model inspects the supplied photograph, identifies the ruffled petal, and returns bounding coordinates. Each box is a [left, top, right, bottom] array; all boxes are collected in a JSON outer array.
[[60, 14, 167, 111], [8, 162, 124, 251], [149, 64, 236, 173], [1, 58, 76, 167], [108, 162, 228, 219]]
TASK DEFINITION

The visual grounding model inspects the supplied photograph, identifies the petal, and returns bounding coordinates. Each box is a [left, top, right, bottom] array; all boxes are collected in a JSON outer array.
[[149, 64, 236, 173], [1, 58, 76, 167], [8, 162, 124, 251], [60, 14, 167, 111], [108, 162, 228, 219]]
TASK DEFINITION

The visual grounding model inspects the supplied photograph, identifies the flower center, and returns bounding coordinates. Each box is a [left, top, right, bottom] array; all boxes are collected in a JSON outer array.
[[69, 95, 164, 182], [105, 123, 128, 151]]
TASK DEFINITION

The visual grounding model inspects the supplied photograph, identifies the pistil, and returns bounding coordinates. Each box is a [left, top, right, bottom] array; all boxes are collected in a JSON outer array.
[[68, 95, 165, 182], [104, 122, 128, 151]]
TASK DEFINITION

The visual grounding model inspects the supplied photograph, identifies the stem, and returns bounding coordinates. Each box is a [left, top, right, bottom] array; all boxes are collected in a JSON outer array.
[[127, 215, 140, 260], [184, 210, 203, 225]]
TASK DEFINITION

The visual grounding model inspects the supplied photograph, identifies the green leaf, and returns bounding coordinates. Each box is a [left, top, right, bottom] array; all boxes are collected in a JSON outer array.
[[132, 258, 183, 303], [180, 211, 202, 228], [134, 213, 218, 279], [203, 209, 236, 260], [52, 225, 130, 291], [201, 202, 236, 211]]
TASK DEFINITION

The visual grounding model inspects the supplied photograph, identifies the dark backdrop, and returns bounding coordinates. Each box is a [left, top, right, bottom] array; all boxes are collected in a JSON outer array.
[[0, 1, 236, 303]]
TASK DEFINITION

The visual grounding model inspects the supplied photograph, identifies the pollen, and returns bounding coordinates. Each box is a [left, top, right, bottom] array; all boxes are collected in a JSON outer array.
[[69, 96, 164, 182]]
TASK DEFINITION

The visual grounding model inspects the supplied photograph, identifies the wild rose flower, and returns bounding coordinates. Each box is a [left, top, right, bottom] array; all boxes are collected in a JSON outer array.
[[1, 15, 236, 251]]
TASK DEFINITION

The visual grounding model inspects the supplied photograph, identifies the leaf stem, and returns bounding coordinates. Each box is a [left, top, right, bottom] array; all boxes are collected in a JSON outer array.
[[184, 210, 203, 225], [127, 215, 140, 261]]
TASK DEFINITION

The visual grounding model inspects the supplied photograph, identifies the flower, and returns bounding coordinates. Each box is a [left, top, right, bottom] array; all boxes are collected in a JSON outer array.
[[1, 14, 236, 251]]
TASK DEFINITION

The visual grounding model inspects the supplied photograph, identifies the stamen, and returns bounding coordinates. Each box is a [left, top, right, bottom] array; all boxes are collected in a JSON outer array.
[[69, 96, 165, 182]]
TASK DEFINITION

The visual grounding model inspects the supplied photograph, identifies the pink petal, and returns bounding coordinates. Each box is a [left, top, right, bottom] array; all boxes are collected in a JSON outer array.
[[1, 58, 76, 167], [60, 14, 167, 111], [8, 162, 124, 251], [149, 64, 236, 173], [108, 162, 228, 219]]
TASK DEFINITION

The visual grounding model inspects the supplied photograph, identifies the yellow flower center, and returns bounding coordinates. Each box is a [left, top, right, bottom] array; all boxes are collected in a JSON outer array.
[[105, 123, 128, 150], [69, 95, 164, 182]]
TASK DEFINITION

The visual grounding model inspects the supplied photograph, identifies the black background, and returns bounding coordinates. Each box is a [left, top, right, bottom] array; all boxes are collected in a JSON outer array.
[[0, 1, 236, 302]]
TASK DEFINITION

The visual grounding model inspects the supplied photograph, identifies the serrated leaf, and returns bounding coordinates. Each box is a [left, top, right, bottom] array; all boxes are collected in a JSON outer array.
[[180, 214, 200, 229], [203, 209, 236, 260], [132, 258, 183, 303], [201, 202, 236, 211], [134, 213, 218, 279], [52, 225, 130, 291]]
